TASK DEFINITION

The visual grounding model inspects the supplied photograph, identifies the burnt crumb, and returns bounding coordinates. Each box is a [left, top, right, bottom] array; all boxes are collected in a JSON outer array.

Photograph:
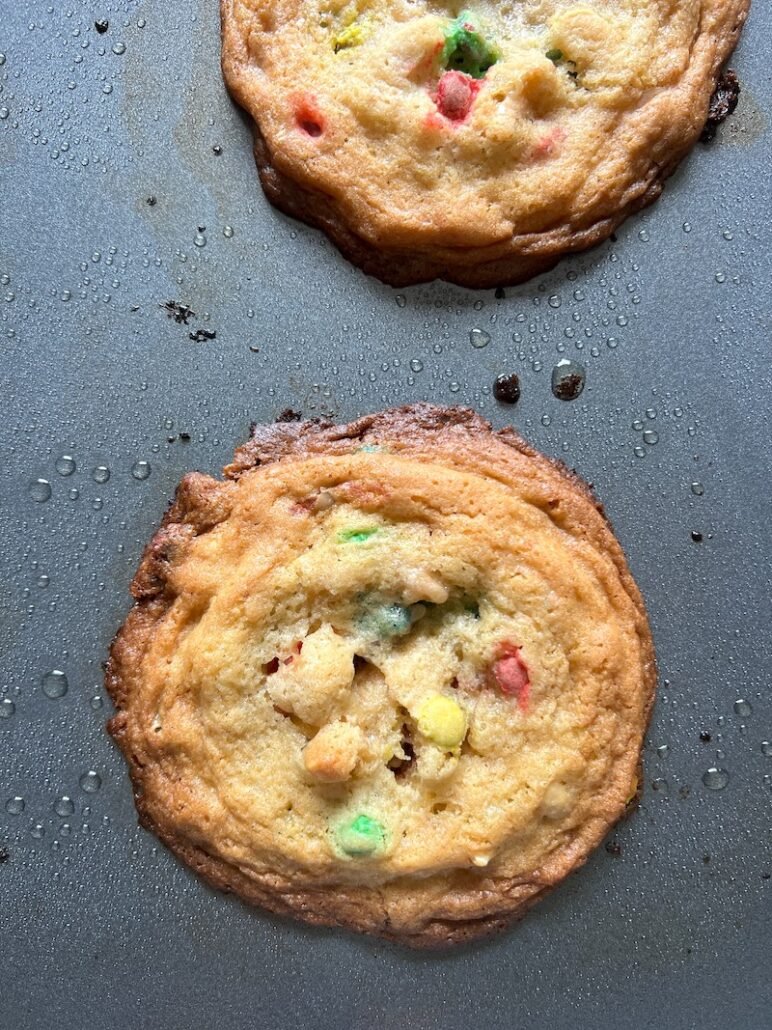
[[762, 873, 770, 880], [276, 408, 302, 423], [493, 373, 521, 405], [552, 370, 585, 401], [701, 69, 741, 143], [178, 432, 191, 443], [691, 531, 704, 543], [494, 287, 505, 300], [678, 785, 691, 800], [702, 854, 711, 864], [610, 232, 618, 242], [188, 329, 217, 343], [0, 847, 9, 864], [699, 731, 712, 743], [212, 144, 223, 156], [162, 301, 195, 325], [146, 196, 157, 207], [94, 18, 109, 34], [605, 841, 622, 857], [167, 435, 176, 444]]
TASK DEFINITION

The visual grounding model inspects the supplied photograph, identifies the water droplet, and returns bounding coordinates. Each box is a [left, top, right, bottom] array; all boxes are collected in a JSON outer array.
[[761, 741, 772, 757], [548, 295, 561, 309], [409, 359, 423, 373], [643, 429, 659, 445], [37, 574, 50, 588], [223, 225, 234, 239], [194, 233, 207, 248], [702, 767, 729, 791], [30, 823, 45, 839], [655, 744, 669, 758], [90, 695, 104, 710], [395, 295, 406, 309], [734, 699, 752, 717], [42, 670, 68, 699], [54, 796, 75, 818], [92, 465, 110, 484], [632, 419, 644, 431], [5, 797, 25, 815], [449, 382, 460, 394], [551, 359, 585, 401], [633, 445, 645, 459], [0, 698, 15, 719], [682, 221, 692, 233], [55, 455, 76, 477], [68, 487, 80, 501], [638, 229, 650, 242], [469, 328, 491, 349], [112, 42, 126, 55], [715, 272, 726, 284], [131, 461, 151, 481], [91, 498, 104, 511], [28, 479, 52, 503], [79, 771, 102, 794], [651, 777, 669, 793], [690, 482, 705, 496]]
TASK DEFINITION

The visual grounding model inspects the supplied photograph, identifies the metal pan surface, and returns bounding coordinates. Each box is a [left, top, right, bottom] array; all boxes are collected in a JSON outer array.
[[0, 2, 769, 1028]]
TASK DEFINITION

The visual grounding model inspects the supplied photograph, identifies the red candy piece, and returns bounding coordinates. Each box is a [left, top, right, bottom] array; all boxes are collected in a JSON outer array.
[[490, 643, 531, 710], [292, 94, 326, 137], [433, 70, 481, 123]]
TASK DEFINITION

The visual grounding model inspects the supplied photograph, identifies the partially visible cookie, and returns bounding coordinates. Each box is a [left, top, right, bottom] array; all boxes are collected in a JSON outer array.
[[221, 0, 749, 287], [107, 405, 656, 946]]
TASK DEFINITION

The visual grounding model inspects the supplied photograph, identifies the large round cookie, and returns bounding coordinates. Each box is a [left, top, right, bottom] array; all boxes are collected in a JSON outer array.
[[220, 0, 749, 287], [107, 405, 656, 946]]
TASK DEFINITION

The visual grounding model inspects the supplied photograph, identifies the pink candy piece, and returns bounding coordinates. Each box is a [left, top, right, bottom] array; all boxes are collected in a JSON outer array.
[[491, 643, 531, 710], [433, 70, 481, 123]]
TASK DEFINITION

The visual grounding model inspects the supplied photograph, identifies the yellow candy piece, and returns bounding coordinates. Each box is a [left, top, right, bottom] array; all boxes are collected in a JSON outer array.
[[417, 694, 467, 749], [334, 23, 365, 51]]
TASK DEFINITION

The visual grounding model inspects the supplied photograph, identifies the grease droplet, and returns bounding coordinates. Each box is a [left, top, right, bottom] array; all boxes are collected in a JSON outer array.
[[42, 670, 68, 699]]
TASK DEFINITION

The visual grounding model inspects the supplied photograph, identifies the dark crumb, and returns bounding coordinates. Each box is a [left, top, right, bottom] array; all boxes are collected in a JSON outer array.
[[130, 305, 140, 313], [146, 196, 157, 207], [552, 371, 584, 401], [212, 144, 223, 156], [678, 785, 691, 800], [178, 432, 191, 443], [167, 435, 176, 444], [702, 854, 711, 864], [762, 873, 770, 880], [701, 69, 741, 143], [276, 408, 302, 423], [605, 841, 622, 857], [610, 233, 618, 242], [494, 287, 505, 300], [493, 373, 521, 404], [699, 731, 712, 743], [249, 344, 260, 353], [162, 301, 195, 325], [691, 531, 703, 543], [94, 18, 109, 34], [0, 847, 9, 864], [188, 328, 217, 343]]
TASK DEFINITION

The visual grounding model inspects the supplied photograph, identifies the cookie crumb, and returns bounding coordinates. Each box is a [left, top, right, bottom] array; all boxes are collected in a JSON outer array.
[[162, 301, 195, 325], [493, 373, 521, 404]]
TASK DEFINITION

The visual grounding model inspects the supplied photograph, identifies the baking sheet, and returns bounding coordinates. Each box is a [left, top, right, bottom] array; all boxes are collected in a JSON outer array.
[[1, 2, 770, 1028]]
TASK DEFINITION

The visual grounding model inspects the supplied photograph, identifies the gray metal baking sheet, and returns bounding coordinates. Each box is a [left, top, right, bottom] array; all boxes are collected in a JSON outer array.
[[1, 2, 770, 1028]]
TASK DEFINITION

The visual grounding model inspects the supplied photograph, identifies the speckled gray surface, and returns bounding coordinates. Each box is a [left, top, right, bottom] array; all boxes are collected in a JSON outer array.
[[1, 2, 770, 1028]]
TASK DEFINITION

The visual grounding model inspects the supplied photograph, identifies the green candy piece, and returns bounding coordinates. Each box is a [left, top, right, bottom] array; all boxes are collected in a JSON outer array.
[[545, 48, 564, 64], [338, 814, 385, 856], [442, 10, 499, 79], [338, 527, 379, 543], [360, 602, 412, 638]]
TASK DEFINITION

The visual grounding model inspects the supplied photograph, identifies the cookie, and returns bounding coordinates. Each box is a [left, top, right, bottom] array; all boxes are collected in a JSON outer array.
[[220, 0, 748, 287], [106, 405, 656, 947]]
